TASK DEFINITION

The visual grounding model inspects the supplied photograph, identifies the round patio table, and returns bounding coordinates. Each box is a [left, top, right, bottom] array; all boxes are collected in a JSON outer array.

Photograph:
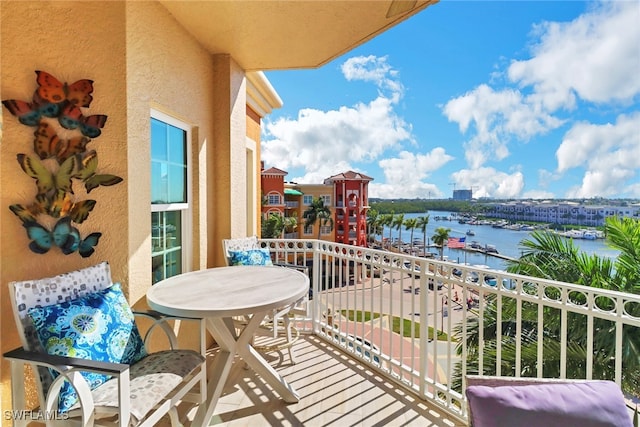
[[147, 265, 309, 426]]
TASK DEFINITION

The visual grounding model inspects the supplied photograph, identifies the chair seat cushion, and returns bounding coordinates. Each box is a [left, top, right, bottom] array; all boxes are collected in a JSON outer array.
[[70, 349, 205, 423], [28, 283, 148, 412], [465, 380, 632, 427], [229, 248, 273, 266]]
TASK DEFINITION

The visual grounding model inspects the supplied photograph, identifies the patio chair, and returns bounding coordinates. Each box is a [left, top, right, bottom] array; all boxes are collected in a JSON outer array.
[[222, 236, 309, 364], [465, 375, 634, 427], [4, 261, 207, 427]]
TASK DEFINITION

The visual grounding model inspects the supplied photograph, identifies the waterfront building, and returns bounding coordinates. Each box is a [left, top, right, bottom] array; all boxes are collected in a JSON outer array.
[[486, 200, 640, 226], [261, 167, 372, 246]]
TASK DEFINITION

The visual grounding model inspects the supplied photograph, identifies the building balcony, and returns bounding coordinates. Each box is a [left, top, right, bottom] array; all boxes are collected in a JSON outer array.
[[230, 239, 638, 426]]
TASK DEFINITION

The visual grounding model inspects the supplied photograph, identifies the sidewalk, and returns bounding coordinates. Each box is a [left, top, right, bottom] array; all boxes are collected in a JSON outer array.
[[330, 314, 447, 384]]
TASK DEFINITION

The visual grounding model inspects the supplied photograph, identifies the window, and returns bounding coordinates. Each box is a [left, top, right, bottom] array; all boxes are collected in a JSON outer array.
[[268, 193, 281, 205], [321, 195, 331, 206], [151, 113, 191, 284], [303, 195, 313, 205]]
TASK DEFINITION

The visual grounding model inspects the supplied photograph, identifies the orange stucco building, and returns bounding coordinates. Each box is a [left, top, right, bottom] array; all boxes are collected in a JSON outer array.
[[261, 167, 373, 246]]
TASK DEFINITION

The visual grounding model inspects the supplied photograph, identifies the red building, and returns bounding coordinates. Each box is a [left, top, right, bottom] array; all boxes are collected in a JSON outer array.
[[261, 164, 287, 217], [324, 171, 373, 247]]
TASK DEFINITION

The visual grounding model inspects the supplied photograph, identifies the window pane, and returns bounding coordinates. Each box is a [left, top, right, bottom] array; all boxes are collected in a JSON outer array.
[[168, 125, 185, 165], [151, 119, 187, 204], [151, 161, 167, 203], [168, 163, 186, 203], [151, 118, 167, 161], [151, 210, 183, 284]]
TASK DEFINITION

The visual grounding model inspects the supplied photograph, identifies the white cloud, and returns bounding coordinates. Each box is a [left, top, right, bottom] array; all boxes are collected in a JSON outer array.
[[369, 148, 454, 198], [557, 112, 640, 198], [262, 96, 412, 179], [508, 1, 640, 109], [451, 167, 525, 199], [341, 55, 404, 99], [262, 55, 415, 187], [443, 84, 563, 169], [441, 1, 639, 199]]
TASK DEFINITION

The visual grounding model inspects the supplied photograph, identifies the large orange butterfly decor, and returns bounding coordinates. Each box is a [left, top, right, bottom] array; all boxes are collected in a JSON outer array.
[[2, 70, 123, 257]]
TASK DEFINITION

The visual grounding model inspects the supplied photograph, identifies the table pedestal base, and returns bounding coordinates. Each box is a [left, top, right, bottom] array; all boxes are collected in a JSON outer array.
[[192, 312, 300, 426]]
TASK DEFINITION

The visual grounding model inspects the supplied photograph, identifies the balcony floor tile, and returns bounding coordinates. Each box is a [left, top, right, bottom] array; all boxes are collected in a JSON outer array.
[[171, 334, 464, 427]]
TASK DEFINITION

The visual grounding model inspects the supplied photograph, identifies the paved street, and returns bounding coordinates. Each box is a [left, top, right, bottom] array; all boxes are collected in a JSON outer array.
[[317, 268, 471, 387]]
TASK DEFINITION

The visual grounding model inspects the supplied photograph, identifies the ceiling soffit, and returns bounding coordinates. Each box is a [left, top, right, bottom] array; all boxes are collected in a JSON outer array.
[[158, 1, 438, 71]]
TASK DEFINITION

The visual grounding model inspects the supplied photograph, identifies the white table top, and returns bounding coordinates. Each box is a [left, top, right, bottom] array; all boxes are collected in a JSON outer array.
[[147, 266, 309, 318]]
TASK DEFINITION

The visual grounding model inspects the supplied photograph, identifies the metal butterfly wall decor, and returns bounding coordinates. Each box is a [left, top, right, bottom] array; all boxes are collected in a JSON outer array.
[[2, 70, 123, 257]]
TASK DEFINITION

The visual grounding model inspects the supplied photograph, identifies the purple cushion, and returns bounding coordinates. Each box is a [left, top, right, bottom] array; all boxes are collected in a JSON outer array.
[[466, 380, 632, 427]]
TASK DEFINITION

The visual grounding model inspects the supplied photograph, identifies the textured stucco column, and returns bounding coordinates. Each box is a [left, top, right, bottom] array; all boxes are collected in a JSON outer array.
[[211, 54, 247, 267]]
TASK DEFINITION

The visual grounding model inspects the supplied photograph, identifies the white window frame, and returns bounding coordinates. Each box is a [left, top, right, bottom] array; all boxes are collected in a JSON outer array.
[[267, 193, 281, 205], [151, 109, 193, 280]]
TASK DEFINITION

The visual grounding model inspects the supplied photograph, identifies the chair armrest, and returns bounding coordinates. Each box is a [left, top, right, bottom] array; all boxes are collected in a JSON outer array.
[[4, 347, 128, 376], [133, 310, 204, 351]]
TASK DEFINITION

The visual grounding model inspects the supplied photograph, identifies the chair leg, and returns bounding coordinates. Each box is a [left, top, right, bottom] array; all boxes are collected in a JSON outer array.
[[287, 344, 297, 364], [168, 407, 183, 427]]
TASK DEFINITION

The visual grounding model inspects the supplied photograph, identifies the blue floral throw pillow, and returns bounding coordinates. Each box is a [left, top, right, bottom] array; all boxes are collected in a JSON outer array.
[[27, 283, 148, 412], [229, 248, 273, 266]]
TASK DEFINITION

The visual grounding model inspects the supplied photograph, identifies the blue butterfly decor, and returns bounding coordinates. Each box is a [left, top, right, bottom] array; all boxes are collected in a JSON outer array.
[[2, 71, 123, 257]]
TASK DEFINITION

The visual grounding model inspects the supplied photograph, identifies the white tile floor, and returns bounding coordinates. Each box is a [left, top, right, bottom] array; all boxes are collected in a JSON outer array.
[[175, 334, 465, 427]]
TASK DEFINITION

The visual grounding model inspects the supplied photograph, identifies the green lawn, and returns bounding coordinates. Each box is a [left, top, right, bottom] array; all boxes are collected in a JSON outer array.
[[339, 310, 449, 341], [391, 316, 449, 341]]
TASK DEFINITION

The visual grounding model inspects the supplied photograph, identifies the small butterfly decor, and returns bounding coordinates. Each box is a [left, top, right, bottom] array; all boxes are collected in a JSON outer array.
[[2, 70, 123, 257]]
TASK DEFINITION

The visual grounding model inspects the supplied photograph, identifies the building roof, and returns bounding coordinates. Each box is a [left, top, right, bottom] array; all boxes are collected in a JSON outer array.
[[324, 171, 374, 183], [262, 167, 288, 176], [158, 1, 438, 71]]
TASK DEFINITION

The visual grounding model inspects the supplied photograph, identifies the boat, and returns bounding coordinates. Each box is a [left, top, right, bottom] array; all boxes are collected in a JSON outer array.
[[565, 229, 584, 239], [466, 229, 475, 236], [484, 244, 499, 254]]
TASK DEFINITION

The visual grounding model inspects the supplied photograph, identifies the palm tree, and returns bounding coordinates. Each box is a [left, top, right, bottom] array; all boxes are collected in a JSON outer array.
[[283, 216, 298, 238], [366, 209, 381, 244], [379, 213, 394, 249], [404, 218, 418, 254], [416, 214, 430, 254], [261, 212, 284, 238], [451, 217, 640, 396], [303, 197, 334, 239], [432, 226, 450, 260], [393, 213, 405, 247]]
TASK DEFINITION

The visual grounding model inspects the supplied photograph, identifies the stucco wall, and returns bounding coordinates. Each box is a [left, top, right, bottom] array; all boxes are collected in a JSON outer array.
[[0, 0, 251, 419], [1, 1, 128, 419], [125, 0, 216, 303]]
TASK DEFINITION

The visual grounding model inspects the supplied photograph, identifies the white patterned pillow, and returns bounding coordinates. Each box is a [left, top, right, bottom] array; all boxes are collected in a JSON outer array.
[[10, 262, 113, 394]]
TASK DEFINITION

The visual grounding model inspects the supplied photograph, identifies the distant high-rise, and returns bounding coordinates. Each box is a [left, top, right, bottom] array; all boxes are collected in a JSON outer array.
[[453, 189, 473, 201]]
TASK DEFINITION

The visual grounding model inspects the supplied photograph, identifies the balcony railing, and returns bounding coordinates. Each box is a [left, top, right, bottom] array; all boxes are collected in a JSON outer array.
[[260, 239, 640, 423]]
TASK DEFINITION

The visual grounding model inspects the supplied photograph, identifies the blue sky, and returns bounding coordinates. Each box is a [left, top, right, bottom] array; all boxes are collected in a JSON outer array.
[[261, 1, 639, 200]]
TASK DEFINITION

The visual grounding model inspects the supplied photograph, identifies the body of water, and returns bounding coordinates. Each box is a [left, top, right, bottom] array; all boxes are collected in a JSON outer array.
[[379, 211, 620, 271]]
